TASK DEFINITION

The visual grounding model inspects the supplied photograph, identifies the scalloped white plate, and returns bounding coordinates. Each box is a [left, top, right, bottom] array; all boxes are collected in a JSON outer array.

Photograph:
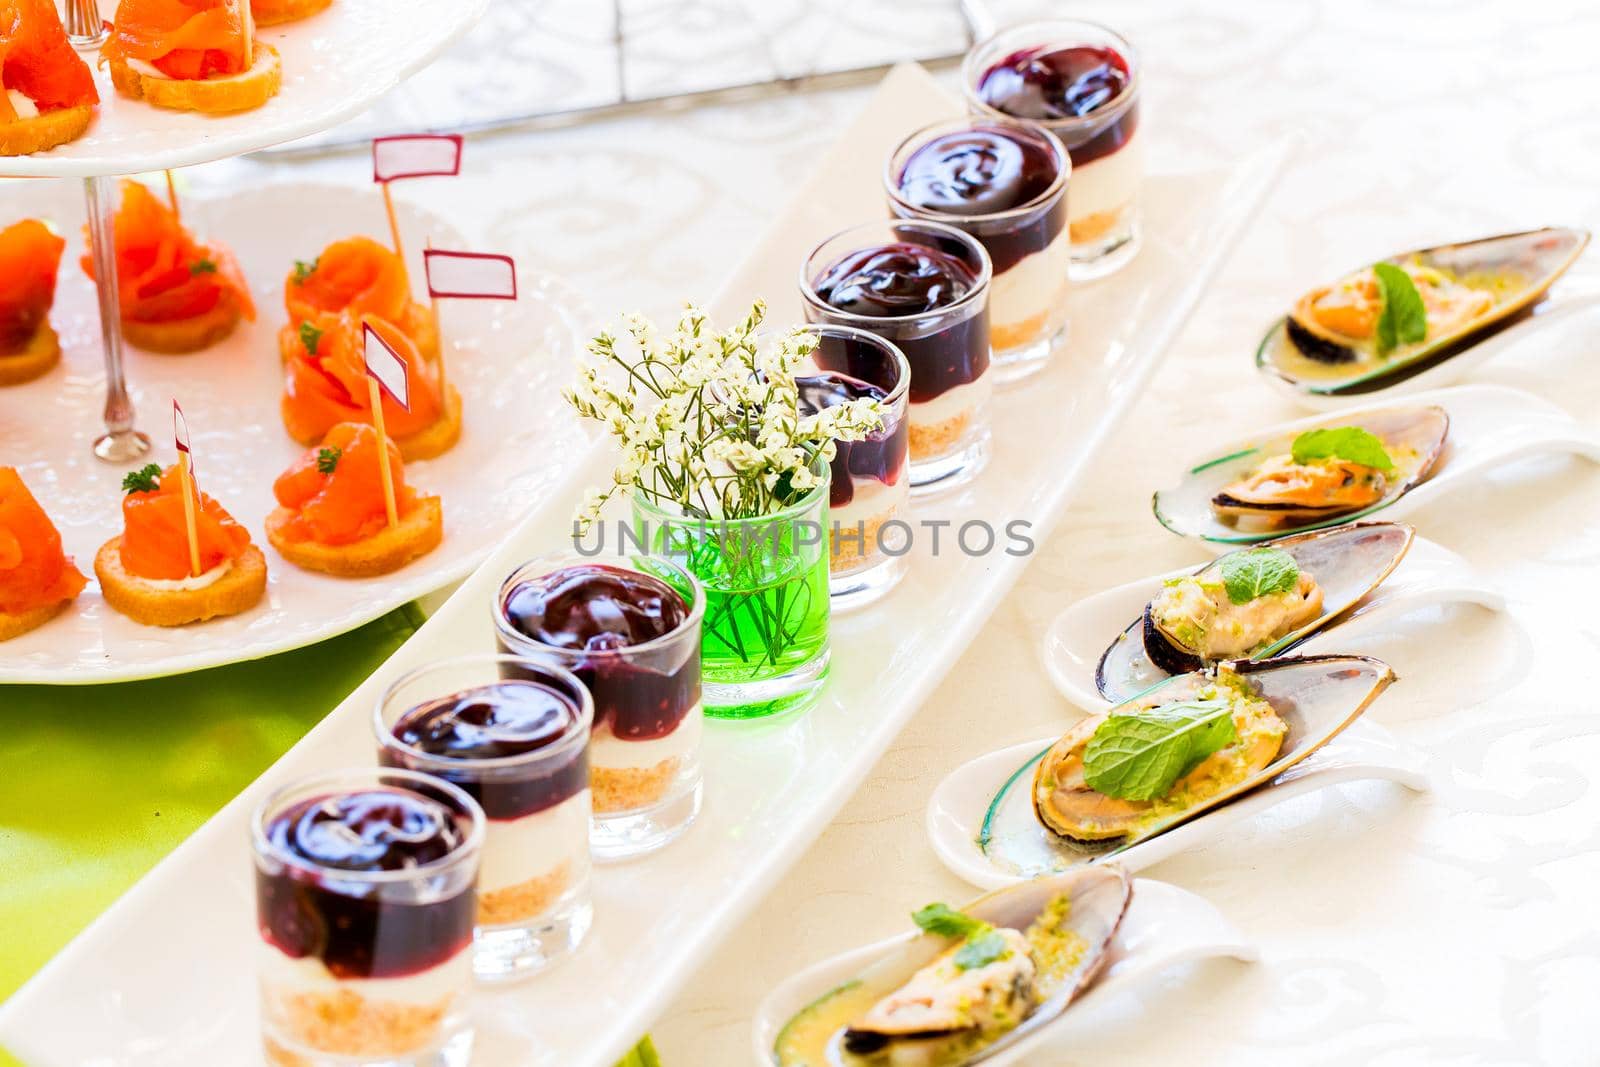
[[0, 180, 589, 683], [0, 0, 487, 178]]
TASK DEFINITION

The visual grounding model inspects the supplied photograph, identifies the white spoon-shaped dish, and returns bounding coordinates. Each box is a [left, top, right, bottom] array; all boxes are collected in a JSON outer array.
[[1043, 529, 1502, 710], [926, 720, 1428, 890], [1152, 383, 1600, 548], [753, 875, 1256, 1066]]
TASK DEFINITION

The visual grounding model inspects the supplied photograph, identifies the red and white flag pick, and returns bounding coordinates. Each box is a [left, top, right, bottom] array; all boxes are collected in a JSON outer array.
[[423, 250, 517, 300], [173, 399, 196, 483], [371, 134, 463, 183], [363, 321, 411, 412]]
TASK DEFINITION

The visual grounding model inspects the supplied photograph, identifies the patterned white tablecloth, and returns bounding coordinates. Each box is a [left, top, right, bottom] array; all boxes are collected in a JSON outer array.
[[208, 0, 1600, 1062]]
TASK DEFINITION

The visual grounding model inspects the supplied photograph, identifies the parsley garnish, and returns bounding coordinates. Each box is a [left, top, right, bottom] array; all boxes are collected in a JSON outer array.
[[1219, 547, 1299, 605], [189, 259, 217, 275], [952, 930, 1012, 971], [1290, 426, 1395, 472], [1082, 698, 1237, 802], [299, 321, 324, 355], [912, 903, 1012, 972], [1373, 262, 1427, 357], [121, 463, 163, 494], [292, 258, 319, 284], [316, 446, 342, 475]]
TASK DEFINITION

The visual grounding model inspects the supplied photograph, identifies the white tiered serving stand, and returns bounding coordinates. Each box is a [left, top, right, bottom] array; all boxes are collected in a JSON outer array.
[[2, 0, 489, 460]]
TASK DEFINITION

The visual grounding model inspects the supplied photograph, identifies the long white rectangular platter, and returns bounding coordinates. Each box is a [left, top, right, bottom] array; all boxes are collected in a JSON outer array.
[[0, 65, 1290, 1067]]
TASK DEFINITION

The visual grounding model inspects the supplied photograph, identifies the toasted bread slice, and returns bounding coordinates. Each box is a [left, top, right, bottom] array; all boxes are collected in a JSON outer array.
[[0, 323, 61, 385], [252, 0, 333, 24], [281, 384, 461, 461], [122, 296, 243, 354], [95, 539, 268, 626], [110, 43, 281, 114], [266, 495, 442, 578], [0, 595, 75, 641], [0, 104, 94, 157]]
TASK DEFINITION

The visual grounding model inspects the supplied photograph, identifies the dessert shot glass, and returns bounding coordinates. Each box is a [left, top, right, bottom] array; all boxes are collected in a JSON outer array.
[[252, 767, 484, 1067], [886, 117, 1071, 381], [376, 655, 594, 982], [493, 553, 704, 860], [793, 324, 912, 609], [963, 19, 1143, 280], [799, 219, 993, 493]]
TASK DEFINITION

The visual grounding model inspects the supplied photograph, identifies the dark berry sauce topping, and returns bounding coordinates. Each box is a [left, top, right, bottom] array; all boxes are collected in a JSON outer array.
[[395, 681, 581, 761], [256, 790, 476, 979], [505, 565, 686, 653], [897, 127, 1060, 217], [812, 244, 977, 319], [797, 372, 905, 509], [977, 45, 1129, 121], [499, 566, 700, 743]]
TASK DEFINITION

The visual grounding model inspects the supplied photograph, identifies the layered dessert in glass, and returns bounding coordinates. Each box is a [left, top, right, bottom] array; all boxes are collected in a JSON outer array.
[[793, 324, 910, 608], [887, 118, 1070, 380], [800, 219, 993, 492], [963, 19, 1143, 280], [252, 768, 483, 1067], [375, 654, 594, 980], [494, 554, 704, 860]]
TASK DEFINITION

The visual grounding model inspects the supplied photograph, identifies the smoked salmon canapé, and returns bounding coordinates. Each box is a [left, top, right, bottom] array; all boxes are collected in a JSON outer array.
[[0, 0, 99, 156], [95, 461, 267, 626], [102, 0, 281, 114], [250, 0, 331, 28], [0, 467, 87, 640], [82, 180, 256, 354], [282, 237, 441, 362], [280, 311, 461, 461], [266, 422, 442, 577], [0, 218, 66, 385]]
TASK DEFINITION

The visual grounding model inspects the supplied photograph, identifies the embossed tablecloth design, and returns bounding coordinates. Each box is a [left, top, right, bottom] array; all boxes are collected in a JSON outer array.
[[5, 0, 1600, 1063]]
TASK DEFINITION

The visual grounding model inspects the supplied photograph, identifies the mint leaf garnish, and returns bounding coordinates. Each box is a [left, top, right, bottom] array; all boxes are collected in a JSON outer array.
[[316, 446, 342, 475], [299, 321, 324, 355], [1291, 426, 1395, 472], [953, 930, 1011, 971], [292, 258, 319, 284], [1082, 699, 1237, 802], [121, 463, 162, 494], [188, 259, 217, 275], [1373, 262, 1427, 357], [912, 903, 988, 940], [1219, 547, 1299, 605]]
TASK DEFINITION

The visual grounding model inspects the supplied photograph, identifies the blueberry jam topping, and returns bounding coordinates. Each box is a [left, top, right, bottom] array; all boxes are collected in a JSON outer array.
[[797, 372, 905, 509], [897, 127, 1060, 217], [505, 565, 686, 653], [812, 244, 977, 318], [256, 790, 476, 979], [499, 566, 700, 743], [395, 681, 580, 761], [977, 44, 1130, 121], [269, 790, 464, 873]]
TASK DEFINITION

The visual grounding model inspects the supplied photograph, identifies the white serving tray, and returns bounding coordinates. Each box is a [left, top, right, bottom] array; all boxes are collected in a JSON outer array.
[[0, 181, 590, 683], [0, 65, 1290, 1066], [0, 0, 487, 178]]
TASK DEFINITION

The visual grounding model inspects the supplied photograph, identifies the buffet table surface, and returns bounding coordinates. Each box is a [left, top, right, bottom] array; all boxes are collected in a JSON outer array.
[[6, 0, 1600, 1064]]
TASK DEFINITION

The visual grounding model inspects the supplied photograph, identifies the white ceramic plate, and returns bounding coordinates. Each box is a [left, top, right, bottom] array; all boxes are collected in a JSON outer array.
[[0, 65, 1290, 1067], [0, 0, 487, 178], [753, 878, 1258, 1067], [1041, 532, 1505, 711], [0, 180, 589, 683], [926, 722, 1431, 891]]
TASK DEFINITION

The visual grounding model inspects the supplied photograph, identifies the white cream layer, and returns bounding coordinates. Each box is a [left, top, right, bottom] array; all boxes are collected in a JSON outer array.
[[258, 940, 470, 1007], [591, 705, 702, 771], [480, 789, 590, 894], [990, 226, 1072, 336], [7, 91, 39, 119], [832, 473, 909, 531], [909, 374, 991, 431], [135, 559, 232, 591], [1068, 133, 1144, 223]]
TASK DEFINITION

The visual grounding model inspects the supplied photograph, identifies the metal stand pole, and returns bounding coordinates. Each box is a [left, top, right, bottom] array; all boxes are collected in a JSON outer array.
[[83, 175, 150, 463]]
